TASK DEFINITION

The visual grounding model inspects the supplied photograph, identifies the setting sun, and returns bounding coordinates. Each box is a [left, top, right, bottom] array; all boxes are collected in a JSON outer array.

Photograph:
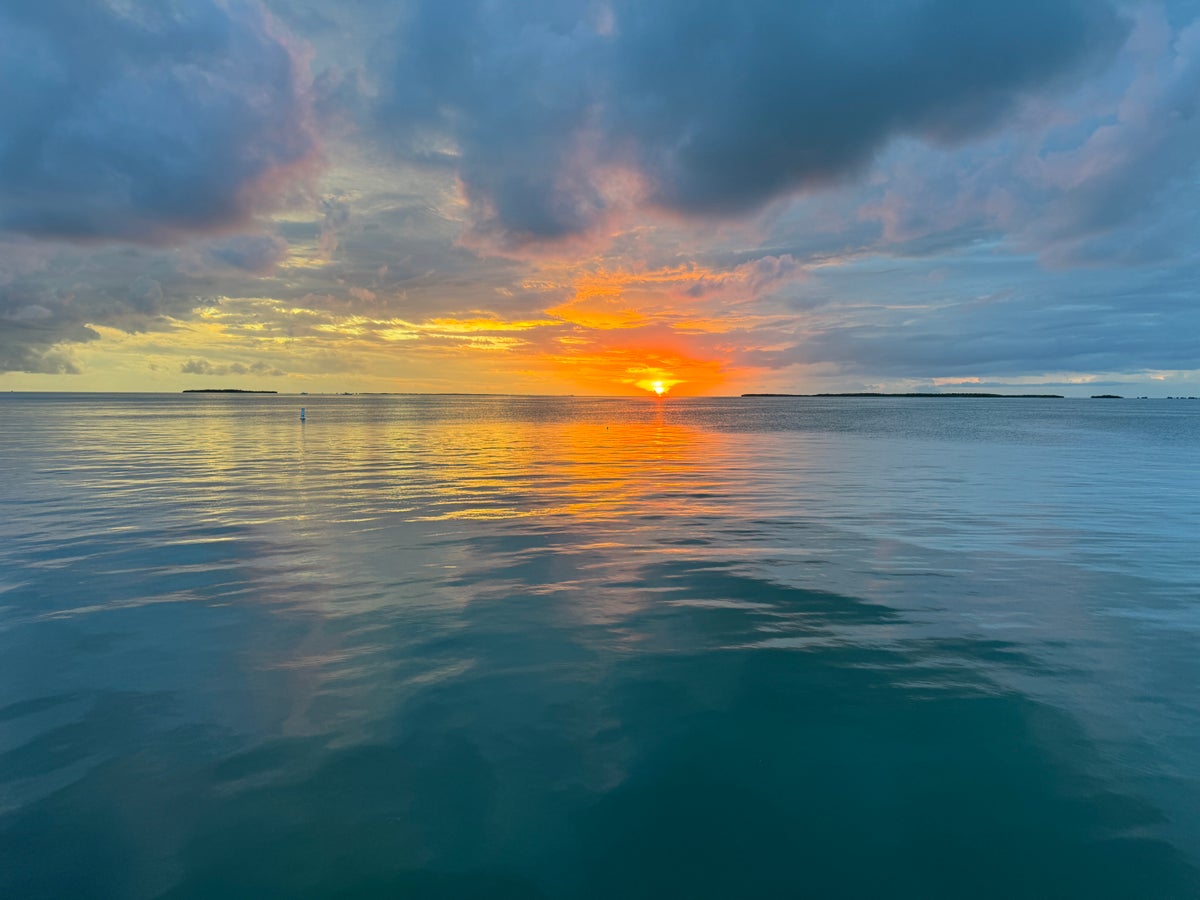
[[633, 373, 681, 395]]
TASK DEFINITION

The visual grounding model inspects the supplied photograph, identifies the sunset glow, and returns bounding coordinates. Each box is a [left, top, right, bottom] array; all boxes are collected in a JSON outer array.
[[0, 1, 1196, 398], [7, 2, 1200, 892]]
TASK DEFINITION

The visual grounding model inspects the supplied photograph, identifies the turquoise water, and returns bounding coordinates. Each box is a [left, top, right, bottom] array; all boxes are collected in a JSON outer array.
[[1, 394, 1198, 898]]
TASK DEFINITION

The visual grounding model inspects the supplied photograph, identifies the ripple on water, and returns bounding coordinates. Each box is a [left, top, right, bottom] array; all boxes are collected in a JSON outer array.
[[1, 394, 1198, 897]]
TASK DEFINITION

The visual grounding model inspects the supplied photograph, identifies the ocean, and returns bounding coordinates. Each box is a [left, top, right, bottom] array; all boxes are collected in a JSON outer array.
[[1, 393, 1198, 898]]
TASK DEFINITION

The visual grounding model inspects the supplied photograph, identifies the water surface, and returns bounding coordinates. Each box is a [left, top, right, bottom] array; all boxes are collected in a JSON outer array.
[[1, 394, 1198, 898]]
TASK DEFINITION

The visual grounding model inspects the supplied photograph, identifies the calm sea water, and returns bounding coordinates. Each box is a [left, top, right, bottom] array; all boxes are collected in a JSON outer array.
[[2, 393, 1198, 898]]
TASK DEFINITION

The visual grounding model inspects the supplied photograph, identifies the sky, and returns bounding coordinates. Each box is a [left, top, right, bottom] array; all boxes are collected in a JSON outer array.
[[1, 0, 1198, 397]]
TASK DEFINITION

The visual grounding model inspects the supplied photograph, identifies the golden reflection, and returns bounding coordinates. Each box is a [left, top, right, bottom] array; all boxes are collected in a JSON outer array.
[[75, 398, 735, 541], [382, 408, 728, 525], [14, 396, 762, 730], [193, 401, 720, 524]]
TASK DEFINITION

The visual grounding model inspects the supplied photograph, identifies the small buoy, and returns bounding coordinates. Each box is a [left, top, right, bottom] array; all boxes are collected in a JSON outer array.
[[300, 407, 306, 421]]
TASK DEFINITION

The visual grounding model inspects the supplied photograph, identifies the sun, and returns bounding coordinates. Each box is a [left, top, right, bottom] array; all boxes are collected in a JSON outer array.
[[633, 376, 681, 398], [634, 373, 681, 396]]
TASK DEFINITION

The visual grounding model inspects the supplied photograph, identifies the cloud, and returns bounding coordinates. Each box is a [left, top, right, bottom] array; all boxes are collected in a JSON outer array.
[[318, 195, 351, 258], [1030, 7, 1200, 263], [207, 233, 291, 274], [854, 5, 1200, 267], [607, 0, 1125, 214], [0, 240, 204, 373], [372, 0, 1126, 246], [3, 0, 1194, 394], [543, 254, 803, 332], [181, 358, 285, 377], [127, 276, 165, 312], [0, 0, 322, 243], [0, 280, 97, 373], [751, 254, 1200, 381]]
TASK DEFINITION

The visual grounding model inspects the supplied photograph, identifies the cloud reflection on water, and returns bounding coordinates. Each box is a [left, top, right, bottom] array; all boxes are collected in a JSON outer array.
[[1, 394, 1198, 897]]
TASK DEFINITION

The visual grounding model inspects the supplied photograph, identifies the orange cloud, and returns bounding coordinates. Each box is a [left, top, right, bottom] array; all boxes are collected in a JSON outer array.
[[506, 255, 804, 393], [535, 331, 732, 396], [177, 257, 789, 394], [544, 255, 801, 336]]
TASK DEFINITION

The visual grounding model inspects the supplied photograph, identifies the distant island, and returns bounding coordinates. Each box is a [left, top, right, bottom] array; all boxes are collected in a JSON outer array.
[[182, 389, 278, 394], [742, 392, 1065, 398]]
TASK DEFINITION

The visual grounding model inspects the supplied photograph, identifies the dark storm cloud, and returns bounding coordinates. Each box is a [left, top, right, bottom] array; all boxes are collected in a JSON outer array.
[[374, 0, 1126, 243], [0, 0, 321, 243], [607, 0, 1124, 214]]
